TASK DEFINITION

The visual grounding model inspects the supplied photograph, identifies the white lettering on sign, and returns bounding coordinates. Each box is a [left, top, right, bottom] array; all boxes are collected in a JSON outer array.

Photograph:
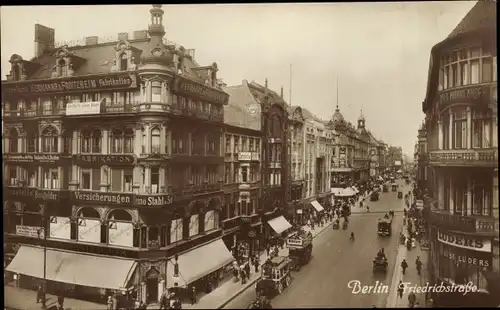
[[437, 230, 491, 252], [66, 101, 102, 116], [73, 191, 132, 205], [442, 250, 490, 267], [238, 152, 251, 161], [16, 225, 44, 238]]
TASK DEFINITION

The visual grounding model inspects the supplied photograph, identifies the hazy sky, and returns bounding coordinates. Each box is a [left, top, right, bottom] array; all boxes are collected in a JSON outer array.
[[1, 2, 476, 154]]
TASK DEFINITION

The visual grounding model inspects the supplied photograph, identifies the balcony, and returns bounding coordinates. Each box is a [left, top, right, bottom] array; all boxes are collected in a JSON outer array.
[[429, 149, 498, 167], [429, 209, 496, 236], [236, 152, 260, 161], [170, 106, 224, 122]]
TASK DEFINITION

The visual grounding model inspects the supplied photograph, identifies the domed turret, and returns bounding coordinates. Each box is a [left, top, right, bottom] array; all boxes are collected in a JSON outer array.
[[141, 4, 173, 66], [331, 105, 344, 123]]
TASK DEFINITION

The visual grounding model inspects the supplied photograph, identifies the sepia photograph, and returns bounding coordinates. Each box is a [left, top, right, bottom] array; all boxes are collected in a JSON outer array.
[[1, 2, 498, 309]]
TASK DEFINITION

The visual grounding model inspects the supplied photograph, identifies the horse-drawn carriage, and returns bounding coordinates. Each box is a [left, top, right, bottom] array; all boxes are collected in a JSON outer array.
[[255, 256, 293, 298]]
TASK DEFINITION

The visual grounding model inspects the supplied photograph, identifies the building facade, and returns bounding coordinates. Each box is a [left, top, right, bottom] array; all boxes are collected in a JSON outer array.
[[221, 80, 263, 255], [287, 106, 306, 223], [328, 106, 355, 185], [3, 5, 234, 305], [421, 1, 499, 306]]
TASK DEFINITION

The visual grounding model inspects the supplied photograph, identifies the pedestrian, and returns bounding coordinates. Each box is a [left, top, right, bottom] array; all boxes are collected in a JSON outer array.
[[397, 280, 405, 299], [57, 295, 65, 310], [245, 260, 251, 278], [254, 255, 260, 273], [266, 244, 271, 257], [36, 285, 44, 303], [401, 259, 408, 275], [107, 295, 113, 310], [408, 291, 416, 308], [190, 285, 196, 305]]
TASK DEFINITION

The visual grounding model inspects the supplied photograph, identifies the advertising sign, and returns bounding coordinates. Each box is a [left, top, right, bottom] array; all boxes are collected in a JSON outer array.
[[437, 230, 492, 253], [108, 221, 133, 247], [72, 191, 133, 206], [135, 195, 173, 207], [73, 154, 136, 166], [176, 78, 228, 104], [49, 216, 71, 240], [16, 225, 43, 238], [3, 72, 138, 95], [441, 245, 491, 268], [3, 154, 61, 164], [78, 218, 101, 243], [238, 152, 251, 161], [439, 85, 486, 107], [66, 101, 102, 116]]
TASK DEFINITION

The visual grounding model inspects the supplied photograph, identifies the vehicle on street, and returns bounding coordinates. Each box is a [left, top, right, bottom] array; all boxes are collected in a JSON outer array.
[[391, 183, 398, 192], [377, 217, 392, 236], [382, 184, 389, 192], [286, 229, 313, 270], [332, 220, 340, 230], [370, 191, 379, 201], [397, 191, 403, 199], [256, 256, 293, 298], [372, 256, 388, 273]]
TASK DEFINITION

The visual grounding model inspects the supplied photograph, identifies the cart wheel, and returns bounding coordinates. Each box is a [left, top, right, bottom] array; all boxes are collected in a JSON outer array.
[[285, 275, 292, 287], [277, 282, 284, 294]]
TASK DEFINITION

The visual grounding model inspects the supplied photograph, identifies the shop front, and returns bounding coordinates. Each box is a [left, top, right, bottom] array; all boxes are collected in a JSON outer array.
[[431, 229, 495, 307], [5, 244, 138, 304], [265, 215, 293, 246], [165, 238, 234, 300]]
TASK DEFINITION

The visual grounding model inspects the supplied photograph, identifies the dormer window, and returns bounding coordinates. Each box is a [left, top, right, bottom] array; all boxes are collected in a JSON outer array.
[[12, 64, 20, 81], [120, 53, 128, 71], [151, 81, 162, 102], [59, 59, 67, 77]]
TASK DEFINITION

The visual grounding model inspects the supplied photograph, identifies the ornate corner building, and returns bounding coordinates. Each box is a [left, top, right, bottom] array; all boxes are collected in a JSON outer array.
[[2, 5, 236, 305], [421, 1, 499, 307]]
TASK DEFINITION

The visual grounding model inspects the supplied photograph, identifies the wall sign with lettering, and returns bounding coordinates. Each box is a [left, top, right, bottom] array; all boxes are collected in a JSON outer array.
[[5, 188, 69, 202], [430, 212, 476, 232], [441, 244, 492, 268], [135, 195, 173, 207], [2, 72, 138, 95], [73, 154, 136, 166], [3, 154, 62, 164], [438, 230, 492, 253], [174, 77, 228, 105], [439, 86, 488, 108], [72, 191, 133, 205]]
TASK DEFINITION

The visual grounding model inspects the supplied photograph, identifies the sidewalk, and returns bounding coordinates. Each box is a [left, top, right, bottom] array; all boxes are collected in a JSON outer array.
[[387, 224, 430, 308], [4, 284, 108, 310], [185, 216, 337, 309]]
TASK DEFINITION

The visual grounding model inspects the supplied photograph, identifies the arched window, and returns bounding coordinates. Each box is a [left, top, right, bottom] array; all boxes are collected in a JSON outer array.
[[77, 207, 102, 243], [120, 53, 128, 71], [124, 128, 134, 153], [77, 207, 100, 219], [41, 126, 58, 153], [111, 129, 123, 153], [151, 127, 161, 153], [27, 131, 37, 153], [81, 129, 102, 153], [151, 81, 162, 102], [11, 64, 20, 81], [58, 59, 67, 77], [108, 209, 132, 222], [270, 115, 281, 137], [9, 129, 19, 153]]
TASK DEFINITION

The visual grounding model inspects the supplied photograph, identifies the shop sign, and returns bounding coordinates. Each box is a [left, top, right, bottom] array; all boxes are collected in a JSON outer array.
[[3, 154, 60, 164], [437, 230, 492, 252], [135, 195, 173, 207], [441, 249, 491, 268], [439, 86, 485, 107], [6, 187, 36, 199], [34, 189, 66, 201], [66, 101, 102, 116], [248, 229, 257, 238], [16, 225, 44, 238], [238, 152, 251, 161], [73, 154, 136, 166], [72, 191, 133, 205], [6, 188, 67, 201], [176, 78, 228, 104], [2, 72, 138, 95]]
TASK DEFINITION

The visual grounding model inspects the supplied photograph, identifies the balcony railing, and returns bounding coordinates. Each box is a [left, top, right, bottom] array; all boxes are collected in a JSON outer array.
[[429, 149, 498, 167]]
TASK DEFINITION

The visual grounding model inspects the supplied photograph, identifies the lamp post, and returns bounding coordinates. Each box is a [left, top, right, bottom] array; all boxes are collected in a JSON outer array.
[[37, 211, 47, 309]]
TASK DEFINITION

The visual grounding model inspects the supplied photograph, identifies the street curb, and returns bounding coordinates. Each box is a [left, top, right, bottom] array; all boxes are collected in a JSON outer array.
[[216, 220, 335, 309]]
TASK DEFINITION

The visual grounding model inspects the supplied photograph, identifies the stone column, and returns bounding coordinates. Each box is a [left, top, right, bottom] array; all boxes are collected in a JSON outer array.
[[437, 172, 444, 210], [146, 81, 152, 103], [466, 107, 472, 149], [466, 176, 472, 216], [58, 135, 63, 153], [144, 124, 151, 154], [160, 124, 166, 154], [438, 120, 443, 150], [493, 171, 499, 240], [38, 166, 43, 188], [135, 125, 142, 156], [188, 132, 192, 156], [145, 166, 151, 192], [101, 129, 109, 154], [72, 130, 78, 154], [448, 113, 453, 149], [133, 166, 141, 194], [159, 167, 165, 192], [449, 176, 454, 214]]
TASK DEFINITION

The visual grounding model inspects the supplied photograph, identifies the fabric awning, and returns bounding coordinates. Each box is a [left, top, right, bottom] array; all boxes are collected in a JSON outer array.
[[166, 238, 234, 288], [337, 187, 356, 197], [310, 200, 325, 212], [352, 186, 359, 193], [378, 176, 384, 181], [6, 245, 136, 290], [267, 216, 292, 235], [331, 188, 343, 195]]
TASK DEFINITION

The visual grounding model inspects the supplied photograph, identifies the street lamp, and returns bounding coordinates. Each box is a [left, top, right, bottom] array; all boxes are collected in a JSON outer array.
[[37, 221, 47, 309]]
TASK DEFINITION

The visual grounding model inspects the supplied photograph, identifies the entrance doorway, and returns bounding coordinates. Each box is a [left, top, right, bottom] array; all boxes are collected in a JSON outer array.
[[145, 267, 159, 304]]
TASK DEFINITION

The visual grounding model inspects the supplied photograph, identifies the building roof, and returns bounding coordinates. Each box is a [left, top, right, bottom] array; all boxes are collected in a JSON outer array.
[[446, 1, 497, 41], [222, 82, 261, 131]]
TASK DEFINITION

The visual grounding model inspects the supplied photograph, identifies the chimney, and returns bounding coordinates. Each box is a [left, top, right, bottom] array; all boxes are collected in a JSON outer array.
[[133, 30, 148, 40], [34, 24, 55, 58], [85, 36, 98, 45], [118, 32, 129, 41]]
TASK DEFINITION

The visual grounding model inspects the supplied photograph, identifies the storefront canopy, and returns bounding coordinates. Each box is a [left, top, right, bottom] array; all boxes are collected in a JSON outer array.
[[166, 238, 234, 288], [378, 176, 384, 181], [6, 245, 136, 290], [331, 188, 343, 195], [352, 186, 359, 193], [310, 200, 325, 212], [268, 216, 292, 235], [337, 187, 356, 197]]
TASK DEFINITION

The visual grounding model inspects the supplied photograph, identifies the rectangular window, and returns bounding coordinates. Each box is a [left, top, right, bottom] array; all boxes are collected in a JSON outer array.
[[170, 219, 183, 244], [151, 167, 160, 193], [189, 214, 199, 237], [470, 60, 480, 84], [225, 135, 231, 153], [9, 167, 17, 185], [224, 163, 230, 184], [124, 169, 133, 192], [470, 47, 480, 58], [438, 68, 444, 90], [460, 62, 468, 86], [443, 67, 448, 89], [82, 170, 91, 190], [111, 168, 122, 192], [473, 119, 483, 148], [204, 210, 215, 231], [233, 163, 239, 183], [452, 63, 459, 87], [482, 58, 493, 83], [28, 169, 36, 187], [42, 168, 59, 189], [92, 168, 100, 190], [241, 166, 248, 183]]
